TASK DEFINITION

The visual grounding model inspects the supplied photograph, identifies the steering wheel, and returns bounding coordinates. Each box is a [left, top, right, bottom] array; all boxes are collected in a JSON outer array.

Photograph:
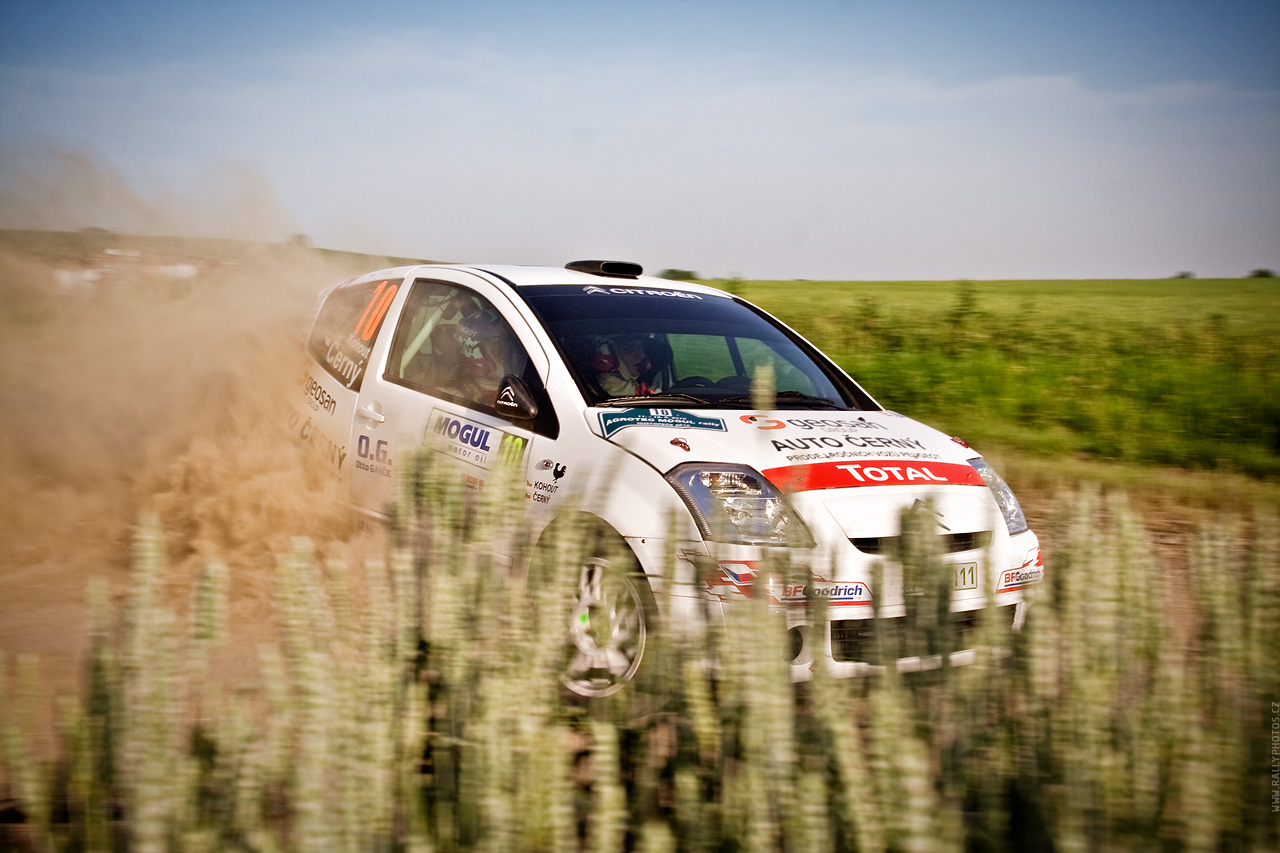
[[675, 376, 714, 388], [714, 375, 752, 392]]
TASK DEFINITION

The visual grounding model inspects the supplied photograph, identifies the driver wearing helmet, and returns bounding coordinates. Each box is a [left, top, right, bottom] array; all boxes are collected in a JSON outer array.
[[593, 335, 654, 397]]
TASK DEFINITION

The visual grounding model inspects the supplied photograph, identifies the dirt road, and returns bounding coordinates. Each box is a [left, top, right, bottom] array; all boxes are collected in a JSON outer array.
[[0, 245, 371, 706]]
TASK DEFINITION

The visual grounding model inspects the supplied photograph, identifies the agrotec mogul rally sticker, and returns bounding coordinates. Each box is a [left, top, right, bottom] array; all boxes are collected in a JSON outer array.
[[599, 408, 727, 439]]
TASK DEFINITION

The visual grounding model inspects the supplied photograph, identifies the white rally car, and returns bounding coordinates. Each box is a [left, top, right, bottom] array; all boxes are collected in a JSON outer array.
[[290, 260, 1042, 696]]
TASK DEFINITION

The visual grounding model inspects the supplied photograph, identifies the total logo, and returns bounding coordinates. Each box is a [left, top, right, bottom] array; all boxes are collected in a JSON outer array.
[[762, 459, 986, 492]]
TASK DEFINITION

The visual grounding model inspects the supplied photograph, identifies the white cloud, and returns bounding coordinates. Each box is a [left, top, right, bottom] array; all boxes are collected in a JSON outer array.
[[2, 28, 1276, 278]]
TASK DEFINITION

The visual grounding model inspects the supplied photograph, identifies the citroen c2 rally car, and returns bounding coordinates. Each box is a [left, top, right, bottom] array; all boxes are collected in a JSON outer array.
[[289, 260, 1042, 696]]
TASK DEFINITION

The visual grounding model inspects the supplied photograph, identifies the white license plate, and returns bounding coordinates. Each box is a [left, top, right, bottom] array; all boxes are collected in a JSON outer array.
[[954, 562, 978, 590]]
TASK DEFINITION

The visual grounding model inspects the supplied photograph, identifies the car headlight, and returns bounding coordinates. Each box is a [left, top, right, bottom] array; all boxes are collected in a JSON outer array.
[[968, 458, 1029, 536], [666, 463, 814, 547]]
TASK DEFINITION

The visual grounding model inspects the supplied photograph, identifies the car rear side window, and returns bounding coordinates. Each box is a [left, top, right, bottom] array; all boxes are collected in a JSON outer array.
[[307, 277, 402, 391]]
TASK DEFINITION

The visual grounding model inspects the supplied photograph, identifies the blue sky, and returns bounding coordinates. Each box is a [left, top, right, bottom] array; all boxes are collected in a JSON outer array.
[[1, 0, 1277, 279]]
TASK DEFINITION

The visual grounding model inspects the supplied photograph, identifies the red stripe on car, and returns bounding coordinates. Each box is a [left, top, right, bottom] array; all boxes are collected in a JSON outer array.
[[762, 459, 986, 492]]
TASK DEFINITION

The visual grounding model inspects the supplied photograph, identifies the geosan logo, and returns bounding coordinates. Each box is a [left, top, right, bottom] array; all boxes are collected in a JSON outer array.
[[304, 376, 337, 415]]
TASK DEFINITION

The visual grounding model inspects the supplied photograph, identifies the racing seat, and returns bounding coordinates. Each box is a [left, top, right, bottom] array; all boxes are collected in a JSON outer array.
[[640, 336, 674, 393]]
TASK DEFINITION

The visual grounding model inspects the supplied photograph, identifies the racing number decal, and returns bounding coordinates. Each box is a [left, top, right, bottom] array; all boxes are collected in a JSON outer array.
[[354, 280, 399, 342], [497, 434, 526, 466]]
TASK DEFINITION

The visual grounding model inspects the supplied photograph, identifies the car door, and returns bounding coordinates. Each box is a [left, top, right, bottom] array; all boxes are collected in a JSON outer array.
[[348, 271, 556, 518], [293, 273, 405, 481]]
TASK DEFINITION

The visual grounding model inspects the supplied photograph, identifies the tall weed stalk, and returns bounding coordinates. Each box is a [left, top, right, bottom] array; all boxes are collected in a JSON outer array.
[[0, 458, 1276, 851]]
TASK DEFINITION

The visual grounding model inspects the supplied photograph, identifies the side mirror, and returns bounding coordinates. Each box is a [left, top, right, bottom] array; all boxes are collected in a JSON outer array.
[[495, 374, 539, 420]]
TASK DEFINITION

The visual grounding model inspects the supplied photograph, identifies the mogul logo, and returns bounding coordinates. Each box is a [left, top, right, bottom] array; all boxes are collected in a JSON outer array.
[[428, 410, 525, 470], [431, 411, 494, 467], [434, 415, 493, 451]]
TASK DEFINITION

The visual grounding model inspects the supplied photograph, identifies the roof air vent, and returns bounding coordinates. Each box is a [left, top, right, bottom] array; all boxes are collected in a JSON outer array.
[[566, 260, 642, 279]]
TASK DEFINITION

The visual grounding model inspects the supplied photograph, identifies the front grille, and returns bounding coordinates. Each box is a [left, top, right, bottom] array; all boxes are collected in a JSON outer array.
[[851, 530, 991, 555], [830, 604, 1016, 664]]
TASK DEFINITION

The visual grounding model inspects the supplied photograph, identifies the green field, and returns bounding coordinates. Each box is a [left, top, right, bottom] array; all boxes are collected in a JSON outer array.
[[718, 277, 1280, 479], [4, 230, 1276, 481], [711, 277, 1280, 479]]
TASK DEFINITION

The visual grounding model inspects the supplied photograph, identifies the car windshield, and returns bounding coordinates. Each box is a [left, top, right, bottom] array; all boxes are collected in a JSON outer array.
[[520, 285, 877, 409]]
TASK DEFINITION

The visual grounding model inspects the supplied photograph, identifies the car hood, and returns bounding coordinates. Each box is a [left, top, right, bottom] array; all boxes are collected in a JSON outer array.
[[588, 407, 985, 489]]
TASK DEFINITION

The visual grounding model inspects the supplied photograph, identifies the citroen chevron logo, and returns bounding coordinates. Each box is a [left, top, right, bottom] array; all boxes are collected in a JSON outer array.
[[910, 498, 951, 531]]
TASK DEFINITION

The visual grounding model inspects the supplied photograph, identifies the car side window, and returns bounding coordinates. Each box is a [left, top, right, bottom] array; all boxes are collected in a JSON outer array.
[[385, 279, 534, 415], [307, 276, 402, 391]]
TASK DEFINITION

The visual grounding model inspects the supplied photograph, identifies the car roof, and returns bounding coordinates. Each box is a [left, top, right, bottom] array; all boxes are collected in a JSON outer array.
[[367, 262, 732, 299]]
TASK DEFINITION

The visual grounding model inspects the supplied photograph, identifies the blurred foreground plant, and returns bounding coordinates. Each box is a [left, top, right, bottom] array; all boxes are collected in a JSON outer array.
[[1, 457, 1277, 851]]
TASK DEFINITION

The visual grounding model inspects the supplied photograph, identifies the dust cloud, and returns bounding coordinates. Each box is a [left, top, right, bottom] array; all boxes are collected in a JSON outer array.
[[0, 146, 300, 244], [0, 233, 384, 699]]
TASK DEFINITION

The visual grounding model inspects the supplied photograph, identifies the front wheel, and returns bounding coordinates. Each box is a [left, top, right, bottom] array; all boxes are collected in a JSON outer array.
[[561, 556, 650, 699]]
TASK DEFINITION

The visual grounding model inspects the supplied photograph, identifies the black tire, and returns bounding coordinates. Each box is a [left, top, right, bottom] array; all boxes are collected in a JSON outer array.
[[563, 550, 650, 696], [560, 551, 654, 699], [532, 523, 659, 702]]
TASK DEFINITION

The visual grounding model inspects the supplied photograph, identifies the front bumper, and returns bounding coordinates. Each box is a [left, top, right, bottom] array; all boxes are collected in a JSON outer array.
[[626, 483, 1043, 679]]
